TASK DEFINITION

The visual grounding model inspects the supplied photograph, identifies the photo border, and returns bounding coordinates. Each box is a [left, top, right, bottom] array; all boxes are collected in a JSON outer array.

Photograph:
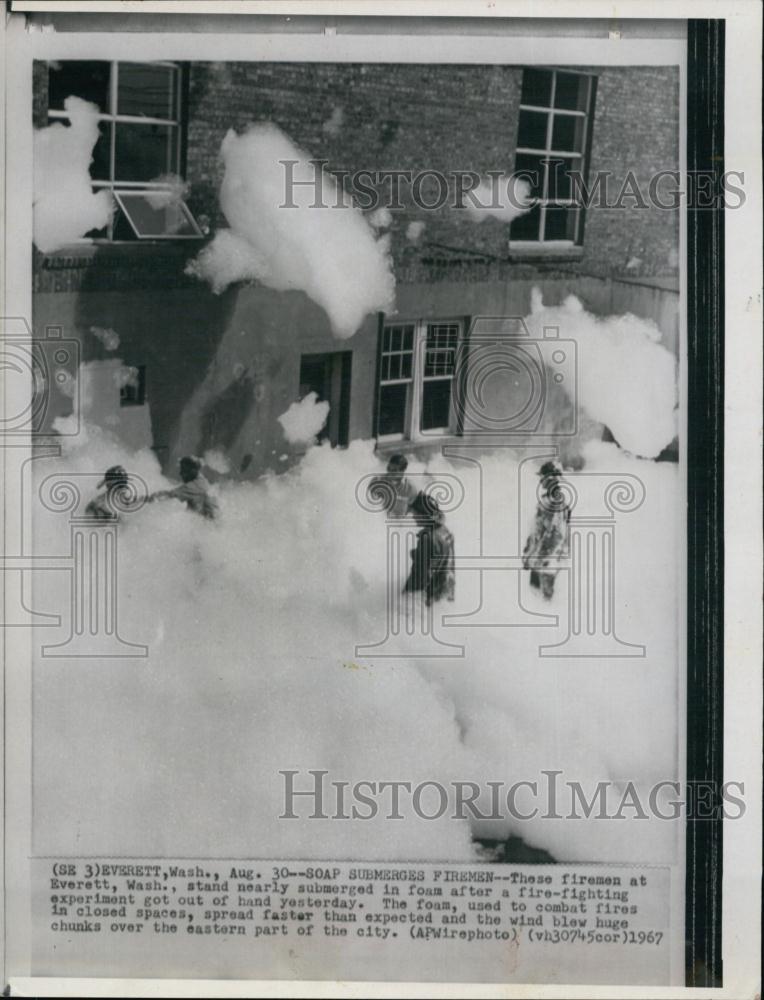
[[685, 17, 724, 990], [2, 4, 760, 998]]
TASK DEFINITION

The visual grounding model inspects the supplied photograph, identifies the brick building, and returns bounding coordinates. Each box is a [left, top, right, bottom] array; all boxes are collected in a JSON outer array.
[[32, 60, 680, 474]]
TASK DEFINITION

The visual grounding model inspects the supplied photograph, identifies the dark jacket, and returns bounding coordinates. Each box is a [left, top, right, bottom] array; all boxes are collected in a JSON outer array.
[[522, 500, 570, 571], [85, 490, 118, 520], [404, 522, 456, 606]]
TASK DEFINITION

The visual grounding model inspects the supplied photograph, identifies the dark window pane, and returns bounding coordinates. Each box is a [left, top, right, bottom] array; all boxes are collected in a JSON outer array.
[[391, 326, 402, 351], [114, 122, 176, 182], [118, 63, 176, 119], [421, 380, 452, 432], [389, 354, 401, 380], [116, 192, 199, 238], [544, 206, 578, 241], [514, 153, 545, 199], [552, 113, 585, 152], [54, 116, 111, 179], [112, 207, 137, 241], [401, 353, 412, 379], [84, 221, 109, 240], [91, 121, 112, 181], [516, 109, 548, 149], [425, 324, 457, 376], [48, 61, 110, 112], [428, 324, 449, 348], [383, 327, 392, 352], [378, 383, 408, 436], [402, 327, 414, 351], [554, 72, 588, 111], [510, 203, 542, 241], [424, 352, 447, 377], [546, 158, 578, 201], [521, 68, 553, 107]]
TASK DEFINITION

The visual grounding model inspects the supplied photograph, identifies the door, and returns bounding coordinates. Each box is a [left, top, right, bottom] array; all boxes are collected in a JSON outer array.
[[298, 351, 352, 447]]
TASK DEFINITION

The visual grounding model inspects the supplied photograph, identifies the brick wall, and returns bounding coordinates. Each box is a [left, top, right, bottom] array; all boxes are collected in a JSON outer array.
[[184, 61, 679, 282], [32, 60, 679, 290], [583, 68, 680, 278], [30, 60, 680, 470], [184, 62, 524, 267]]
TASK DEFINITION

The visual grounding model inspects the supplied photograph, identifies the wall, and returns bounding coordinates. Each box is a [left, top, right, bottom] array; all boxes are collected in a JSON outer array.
[[32, 59, 680, 284], [33, 247, 379, 474], [169, 287, 378, 475], [34, 266, 677, 474], [31, 59, 680, 472], [182, 61, 679, 282]]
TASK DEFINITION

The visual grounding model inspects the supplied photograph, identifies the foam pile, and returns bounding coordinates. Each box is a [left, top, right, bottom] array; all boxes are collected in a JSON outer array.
[[33, 424, 680, 864], [33, 97, 113, 252], [187, 123, 396, 339]]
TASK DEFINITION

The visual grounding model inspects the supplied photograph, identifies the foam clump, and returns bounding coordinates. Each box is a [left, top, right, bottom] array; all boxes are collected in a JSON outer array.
[[528, 289, 678, 458], [278, 392, 330, 445], [187, 123, 396, 339], [465, 175, 532, 224], [33, 97, 113, 252]]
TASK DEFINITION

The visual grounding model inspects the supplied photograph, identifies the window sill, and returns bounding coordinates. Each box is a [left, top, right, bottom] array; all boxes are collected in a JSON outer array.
[[375, 434, 462, 458], [508, 243, 585, 262], [36, 241, 200, 265]]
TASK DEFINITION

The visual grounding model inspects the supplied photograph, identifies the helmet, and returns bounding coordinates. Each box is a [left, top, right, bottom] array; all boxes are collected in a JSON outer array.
[[537, 460, 563, 478], [98, 465, 128, 489]]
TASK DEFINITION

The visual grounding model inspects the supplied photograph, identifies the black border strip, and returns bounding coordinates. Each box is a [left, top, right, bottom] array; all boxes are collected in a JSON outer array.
[[685, 18, 725, 989]]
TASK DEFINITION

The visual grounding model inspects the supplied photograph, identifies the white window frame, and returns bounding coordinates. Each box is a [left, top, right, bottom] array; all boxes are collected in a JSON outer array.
[[510, 67, 595, 250], [377, 319, 462, 442], [47, 60, 201, 241]]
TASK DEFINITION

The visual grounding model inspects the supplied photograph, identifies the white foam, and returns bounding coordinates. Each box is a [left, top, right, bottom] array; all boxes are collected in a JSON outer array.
[[528, 289, 678, 458], [33, 97, 113, 252], [464, 174, 532, 224], [33, 427, 679, 863], [187, 123, 395, 339], [89, 326, 120, 351], [277, 391, 330, 444]]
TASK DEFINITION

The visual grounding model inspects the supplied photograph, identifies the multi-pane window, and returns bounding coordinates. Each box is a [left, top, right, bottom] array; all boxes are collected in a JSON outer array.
[[511, 68, 595, 245], [47, 61, 201, 240], [377, 320, 461, 439], [377, 324, 415, 437], [421, 323, 459, 432]]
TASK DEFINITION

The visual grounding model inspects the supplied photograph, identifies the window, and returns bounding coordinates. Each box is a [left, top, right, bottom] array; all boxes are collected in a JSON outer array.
[[511, 68, 596, 245], [377, 320, 461, 440], [47, 61, 201, 240]]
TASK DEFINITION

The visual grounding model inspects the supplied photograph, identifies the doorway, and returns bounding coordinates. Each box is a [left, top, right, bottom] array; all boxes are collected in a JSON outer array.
[[298, 351, 352, 447]]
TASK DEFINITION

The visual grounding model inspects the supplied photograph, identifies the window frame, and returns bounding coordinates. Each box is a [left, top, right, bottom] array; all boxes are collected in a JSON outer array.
[[376, 318, 463, 442], [510, 67, 596, 250], [46, 60, 201, 242]]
